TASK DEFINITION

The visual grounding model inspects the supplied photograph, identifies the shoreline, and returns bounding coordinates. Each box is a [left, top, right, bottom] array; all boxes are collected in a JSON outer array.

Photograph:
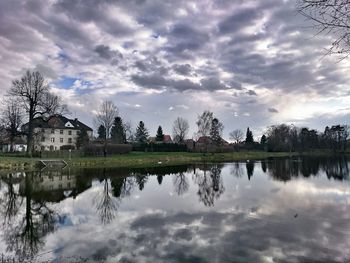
[[0, 150, 340, 172]]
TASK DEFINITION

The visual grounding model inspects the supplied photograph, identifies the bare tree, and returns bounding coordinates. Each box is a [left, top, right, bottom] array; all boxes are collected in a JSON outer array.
[[229, 129, 244, 144], [297, 0, 350, 58], [196, 110, 213, 137], [8, 70, 67, 156], [123, 121, 134, 142], [95, 100, 118, 140], [172, 117, 189, 143], [0, 100, 23, 152]]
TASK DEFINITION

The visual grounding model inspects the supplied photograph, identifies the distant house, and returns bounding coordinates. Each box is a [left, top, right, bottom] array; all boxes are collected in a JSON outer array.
[[148, 135, 173, 144], [197, 136, 229, 145], [163, 135, 173, 143], [0, 127, 27, 153], [0, 136, 27, 153], [21, 114, 93, 151], [197, 136, 213, 145], [148, 137, 156, 143]]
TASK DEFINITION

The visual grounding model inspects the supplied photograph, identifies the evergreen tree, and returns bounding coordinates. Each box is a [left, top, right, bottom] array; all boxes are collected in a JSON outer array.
[[260, 134, 267, 145], [210, 118, 224, 145], [156, 126, 164, 142], [76, 129, 90, 149], [135, 121, 149, 143], [97, 125, 106, 140], [110, 117, 126, 144], [245, 127, 254, 144]]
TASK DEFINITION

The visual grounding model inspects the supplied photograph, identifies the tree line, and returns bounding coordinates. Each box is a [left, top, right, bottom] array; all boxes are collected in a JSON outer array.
[[1, 70, 349, 156]]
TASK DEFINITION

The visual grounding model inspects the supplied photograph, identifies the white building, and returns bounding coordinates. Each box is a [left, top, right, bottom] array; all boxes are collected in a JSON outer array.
[[22, 115, 93, 151]]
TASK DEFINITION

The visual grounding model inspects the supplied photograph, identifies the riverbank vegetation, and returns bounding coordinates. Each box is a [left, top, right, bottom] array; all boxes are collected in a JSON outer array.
[[0, 150, 340, 171]]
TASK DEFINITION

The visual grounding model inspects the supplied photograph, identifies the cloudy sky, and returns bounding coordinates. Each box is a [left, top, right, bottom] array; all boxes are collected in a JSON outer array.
[[1, 0, 350, 139]]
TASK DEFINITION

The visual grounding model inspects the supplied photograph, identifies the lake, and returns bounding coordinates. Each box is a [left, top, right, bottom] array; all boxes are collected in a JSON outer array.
[[1, 156, 350, 262]]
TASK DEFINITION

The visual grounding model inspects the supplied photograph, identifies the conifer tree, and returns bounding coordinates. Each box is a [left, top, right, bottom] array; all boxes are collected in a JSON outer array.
[[110, 117, 126, 144], [97, 125, 106, 140], [135, 121, 149, 143], [210, 118, 224, 145], [260, 134, 267, 145], [156, 125, 164, 142], [245, 127, 254, 144], [76, 129, 90, 149]]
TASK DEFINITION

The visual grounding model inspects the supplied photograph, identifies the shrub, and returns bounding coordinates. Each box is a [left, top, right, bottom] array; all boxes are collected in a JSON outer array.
[[60, 145, 76, 150]]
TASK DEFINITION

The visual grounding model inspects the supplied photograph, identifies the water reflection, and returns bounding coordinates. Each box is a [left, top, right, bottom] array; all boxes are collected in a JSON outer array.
[[173, 173, 189, 196], [1, 172, 62, 262], [194, 164, 225, 206], [0, 157, 350, 262], [264, 156, 350, 181]]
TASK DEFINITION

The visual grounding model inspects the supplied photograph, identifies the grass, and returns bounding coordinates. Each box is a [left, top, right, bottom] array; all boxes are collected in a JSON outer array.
[[0, 150, 337, 171]]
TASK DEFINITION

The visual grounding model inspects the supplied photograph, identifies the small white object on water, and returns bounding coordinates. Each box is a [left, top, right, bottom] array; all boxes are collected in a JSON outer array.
[[158, 161, 162, 164]]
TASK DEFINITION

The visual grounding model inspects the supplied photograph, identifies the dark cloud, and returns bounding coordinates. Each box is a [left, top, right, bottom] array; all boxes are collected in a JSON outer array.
[[268, 107, 278, 113], [94, 45, 123, 60], [131, 73, 201, 92], [200, 77, 228, 91], [131, 73, 168, 89], [218, 8, 262, 34], [246, 90, 257, 96], [164, 23, 210, 58], [54, 0, 133, 36], [172, 64, 193, 76]]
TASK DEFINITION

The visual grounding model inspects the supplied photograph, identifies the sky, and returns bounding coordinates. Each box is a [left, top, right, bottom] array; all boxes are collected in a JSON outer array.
[[1, 0, 350, 140]]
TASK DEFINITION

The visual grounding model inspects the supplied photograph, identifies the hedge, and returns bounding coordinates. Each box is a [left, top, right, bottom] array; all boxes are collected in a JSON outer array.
[[132, 143, 188, 152], [83, 143, 132, 156]]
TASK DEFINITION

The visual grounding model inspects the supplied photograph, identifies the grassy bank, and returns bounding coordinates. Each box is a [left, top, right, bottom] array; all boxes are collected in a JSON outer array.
[[0, 150, 337, 171]]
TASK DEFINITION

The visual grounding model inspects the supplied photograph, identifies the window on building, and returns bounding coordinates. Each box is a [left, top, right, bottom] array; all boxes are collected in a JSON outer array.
[[51, 138, 55, 143], [60, 130, 63, 134], [68, 138, 72, 143], [60, 138, 63, 143], [77, 130, 80, 135], [41, 128, 45, 133], [41, 137, 45, 142], [68, 130, 72, 135], [51, 129, 55, 134]]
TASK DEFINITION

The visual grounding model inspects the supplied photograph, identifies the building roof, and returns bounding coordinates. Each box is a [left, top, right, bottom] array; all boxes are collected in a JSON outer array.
[[163, 135, 172, 143], [22, 114, 93, 132], [197, 136, 228, 145], [197, 136, 212, 144]]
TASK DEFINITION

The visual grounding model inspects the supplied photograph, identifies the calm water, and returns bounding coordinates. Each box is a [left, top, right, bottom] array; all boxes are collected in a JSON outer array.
[[1, 156, 350, 262]]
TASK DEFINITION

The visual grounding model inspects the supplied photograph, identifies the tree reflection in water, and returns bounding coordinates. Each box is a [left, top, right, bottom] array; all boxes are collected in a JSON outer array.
[[1, 172, 60, 262], [94, 178, 119, 225], [157, 175, 163, 185], [246, 161, 255, 180], [194, 164, 225, 206], [173, 173, 189, 196], [266, 156, 350, 181], [0, 173, 23, 226], [135, 173, 148, 191], [230, 162, 243, 178], [111, 176, 135, 198]]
